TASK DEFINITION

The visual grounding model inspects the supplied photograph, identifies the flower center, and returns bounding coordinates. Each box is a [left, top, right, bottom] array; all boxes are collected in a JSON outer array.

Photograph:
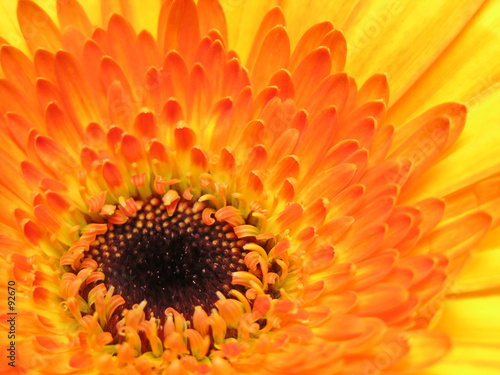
[[85, 197, 249, 318]]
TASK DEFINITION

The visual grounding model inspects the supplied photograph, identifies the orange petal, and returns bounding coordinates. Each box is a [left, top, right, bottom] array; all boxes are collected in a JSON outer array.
[[174, 125, 196, 153], [380, 213, 413, 249], [289, 21, 333, 72], [349, 253, 396, 291], [354, 283, 409, 316], [34, 135, 75, 175], [101, 54, 133, 97], [314, 314, 366, 341], [102, 160, 127, 196], [344, 148, 369, 182], [160, 98, 184, 129], [156, 0, 174, 56], [242, 145, 267, 177], [252, 86, 279, 120], [250, 25, 290, 92], [187, 63, 211, 125], [302, 198, 329, 228], [361, 159, 410, 192], [246, 171, 264, 196], [106, 125, 124, 155], [232, 86, 253, 137], [275, 202, 303, 231], [302, 73, 349, 116], [342, 117, 376, 149], [292, 47, 331, 106], [442, 175, 500, 229], [36, 77, 62, 112], [34, 204, 61, 234], [391, 331, 451, 371], [414, 198, 445, 236], [3, 113, 30, 154], [327, 184, 365, 218], [348, 101, 386, 129], [245, 6, 286, 72], [57, 0, 92, 36], [267, 155, 300, 190], [356, 73, 390, 106], [131, 111, 155, 141], [148, 140, 170, 166], [45, 101, 83, 150], [206, 97, 233, 152], [91, 27, 108, 51], [164, 0, 201, 66], [61, 24, 91, 64], [55, 51, 100, 126], [393, 117, 450, 186], [46, 191, 70, 215], [278, 178, 296, 203], [221, 58, 243, 98], [163, 50, 189, 108], [1, 45, 36, 92], [306, 243, 335, 274], [218, 148, 236, 175], [392, 102, 466, 151], [295, 106, 337, 175], [370, 123, 394, 163], [107, 80, 133, 129], [191, 146, 208, 171], [204, 40, 226, 98], [413, 212, 492, 260], [69, 353, 93, 369], [138, 30, 161, 71], [121, 134, 144, 163], [17, 0, 62, 53], [301, 163, 357, 205], [0, 79, 39, 123], [321, 139, 359, 170], [321, 29, 347, 73], [197, 0, 228, 44], [107, 13, 140, 82], [352, 196, 396, 231], [267, 128, 299, 167], [33, 48, 56, 82], [21, 160, 45, 188], [22, 218, 45, 245], [398, 255, 436, 286], [337, 224, 387, 263], [269, 69, 295, 101]]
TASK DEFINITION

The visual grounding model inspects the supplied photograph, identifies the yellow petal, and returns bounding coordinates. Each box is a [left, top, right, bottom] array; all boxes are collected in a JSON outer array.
[[342, 0, 485, 103], [281, 0, 356, 46], [224, 1, 281, 63], [456, 248, 500, 294], [417, 342, 500, 375], [436, 295, 500, 344], [388, 0, 500, 124], [129, 0, 161, 36], [0, 1, 29, 54]]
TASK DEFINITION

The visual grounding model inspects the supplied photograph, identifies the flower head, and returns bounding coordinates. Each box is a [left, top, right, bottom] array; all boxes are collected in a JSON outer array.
[[0, 0, 499, 374]]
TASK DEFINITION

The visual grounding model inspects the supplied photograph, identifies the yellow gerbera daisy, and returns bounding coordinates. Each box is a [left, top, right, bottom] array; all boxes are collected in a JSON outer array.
[[0, 0, 499, 374]]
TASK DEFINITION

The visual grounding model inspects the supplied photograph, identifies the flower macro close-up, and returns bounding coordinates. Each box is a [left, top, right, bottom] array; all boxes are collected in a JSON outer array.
[[0, 0, 499, 374]]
